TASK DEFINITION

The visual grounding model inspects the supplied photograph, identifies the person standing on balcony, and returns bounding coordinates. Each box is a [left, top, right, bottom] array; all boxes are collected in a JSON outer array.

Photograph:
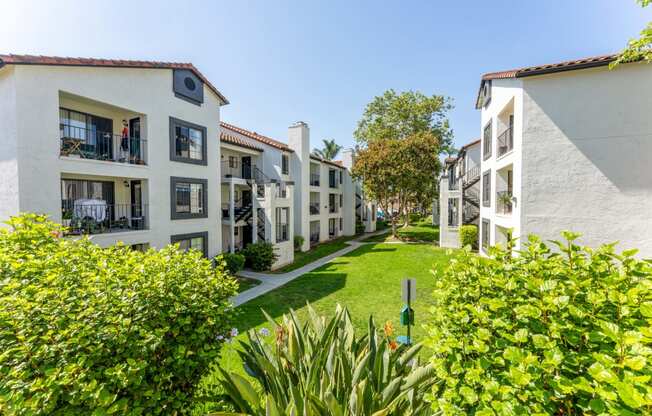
[[120, 119, 129, 161]]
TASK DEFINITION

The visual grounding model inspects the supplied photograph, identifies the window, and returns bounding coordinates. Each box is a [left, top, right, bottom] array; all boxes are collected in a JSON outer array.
[[339, 218, 343, 231], [171, 232, 208, 257], [228, 156, 237, 168], [482, 171, 491, 207], [329, 194, 337, 213], [339, 170, 343, 184], [448, 198, 459, 227], [281, 154, 289, 175], [481, 219, 490, 251], [481, 80, 492, 108], [275, 207, 289, 242], [131, 243, 149, 252], [483, 120, 492, 160], [170, 177, 207, 219], [169, 117, 207, 165], [329, 218, 336, 237], [339, 194, 343, 207], [329, 169, 337, 188]]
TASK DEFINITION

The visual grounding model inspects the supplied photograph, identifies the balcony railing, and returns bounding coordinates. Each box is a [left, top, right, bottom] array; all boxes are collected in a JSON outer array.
[[310, 173, 320, 186], [61, 202, 148, 235], [310, 202, 320, 215], [222, 160, 253, 179], [329, 205, 338, 214], [496, 191, 513, 215], [448, 179, 459, 191], [276, 182, 289, 199], [497, 126, 513, 157], [310, 231, 320, 244], [60, 125, 147, 165]]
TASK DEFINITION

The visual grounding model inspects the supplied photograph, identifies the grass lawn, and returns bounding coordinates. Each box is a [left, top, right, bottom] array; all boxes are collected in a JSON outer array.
[[235, 276, 260, 293], [193, 242, 456, 413], [365, 220, 439, 243], [271, 234, 363, 274]]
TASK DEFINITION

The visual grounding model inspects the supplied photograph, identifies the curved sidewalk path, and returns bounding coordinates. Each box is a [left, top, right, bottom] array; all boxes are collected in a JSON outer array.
[[231, 229, 390, 306]]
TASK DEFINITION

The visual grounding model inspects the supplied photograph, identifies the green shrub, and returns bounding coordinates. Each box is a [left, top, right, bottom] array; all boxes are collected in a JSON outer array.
[[242, 241, 278, 271], [426, 232, 652, 415], [459, 224, 478, 249], [220, 252, 245, 275], [356, 220, 366, 234], [0, 214, 238, 415], [219, 305, 437, 415], [293, 235, 304, 251]]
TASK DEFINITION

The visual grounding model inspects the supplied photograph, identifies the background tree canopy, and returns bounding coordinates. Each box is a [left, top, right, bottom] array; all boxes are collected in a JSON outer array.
[[312, 138, 342, 160]]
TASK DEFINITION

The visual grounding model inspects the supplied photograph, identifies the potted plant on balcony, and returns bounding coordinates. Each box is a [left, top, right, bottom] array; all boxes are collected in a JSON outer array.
[[497, 192, 513, 213], [61, 211, 72, 228]]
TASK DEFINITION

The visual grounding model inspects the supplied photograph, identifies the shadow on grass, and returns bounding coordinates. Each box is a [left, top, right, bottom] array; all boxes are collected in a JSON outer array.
[[235, 272, 347, 333]]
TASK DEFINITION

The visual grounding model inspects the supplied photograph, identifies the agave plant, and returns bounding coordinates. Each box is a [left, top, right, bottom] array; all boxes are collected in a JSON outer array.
[[214, 305, 438, 415]]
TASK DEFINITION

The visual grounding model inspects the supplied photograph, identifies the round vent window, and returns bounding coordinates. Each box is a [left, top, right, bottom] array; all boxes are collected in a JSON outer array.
[[184, 76, 196, 91]]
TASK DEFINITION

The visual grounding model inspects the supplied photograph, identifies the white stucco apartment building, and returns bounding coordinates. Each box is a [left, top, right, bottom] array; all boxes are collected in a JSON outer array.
[[0, 54, 227, 257], [0, 54, 375, 267], [438, 139, 481, 248], [477, 54, 652, 256]]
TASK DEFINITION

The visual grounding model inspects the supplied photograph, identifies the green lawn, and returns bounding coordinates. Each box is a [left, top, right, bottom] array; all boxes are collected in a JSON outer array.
[[365, 220, 439, 243], [271, 234, 361, 274], [235, 276, 260, 293], [193, 242, 456, 412]]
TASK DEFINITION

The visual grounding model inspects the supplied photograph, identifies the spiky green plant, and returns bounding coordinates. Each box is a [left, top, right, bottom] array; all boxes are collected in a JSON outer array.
[[214, 305, 438, 415]]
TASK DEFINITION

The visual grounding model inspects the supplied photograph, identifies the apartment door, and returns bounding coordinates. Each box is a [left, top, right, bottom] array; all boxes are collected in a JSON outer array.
[[130, 180, 143, 229], [241, 190, 252, 207], [241, 156, 252, 179], [243, 225, 253, 247], [129, 118, 141, 162]]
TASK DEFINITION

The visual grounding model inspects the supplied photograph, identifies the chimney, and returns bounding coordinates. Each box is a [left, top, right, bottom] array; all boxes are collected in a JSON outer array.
[[341, 148, 355, 170]]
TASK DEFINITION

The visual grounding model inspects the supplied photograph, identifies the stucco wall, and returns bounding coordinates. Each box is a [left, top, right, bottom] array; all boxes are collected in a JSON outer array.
[[5, 64, 223, 256], [521, 63, 652, 255], [0, 66, 20, 222]]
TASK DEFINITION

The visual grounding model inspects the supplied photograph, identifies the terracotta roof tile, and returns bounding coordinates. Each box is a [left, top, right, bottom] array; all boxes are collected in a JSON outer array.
[[310, 155, 344, 169], [219, 122, 293, 152], [0, 53, 228, 105], [220, 131, 264, 152], [481, 54, 616, 81], [460, 138, 480, 151]]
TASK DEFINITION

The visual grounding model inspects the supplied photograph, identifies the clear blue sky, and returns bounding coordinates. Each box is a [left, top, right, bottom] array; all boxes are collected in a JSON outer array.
[[1, 1, 650, 152]]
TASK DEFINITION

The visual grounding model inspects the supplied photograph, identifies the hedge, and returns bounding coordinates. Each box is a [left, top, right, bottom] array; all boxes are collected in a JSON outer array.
[[426, 233, 652, 414], [459, 224, 478, 249], [0, 214, 238, 414]]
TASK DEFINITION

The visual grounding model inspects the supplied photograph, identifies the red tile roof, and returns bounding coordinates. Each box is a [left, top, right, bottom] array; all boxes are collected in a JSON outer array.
[[481, 54, 616, 81], [476, 53, 619, 109], [220, 122, 293, 152], [0, 53, 229, 105], [220, 131, 264, 152], [310, 155, 344, 169], [460, 138, 480, 151]]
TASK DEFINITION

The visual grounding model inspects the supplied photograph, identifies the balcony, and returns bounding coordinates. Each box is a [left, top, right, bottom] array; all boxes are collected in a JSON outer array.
[[222, 160, 252, 180], [310, 231, 320, 245], [497, 127, 513, 157], [310, 173, 320, 186], [62, 202, 148, 236], [60, 125, 147, 165], [310, 202, 320, 215], [276, 182, 289, 199], [496, 191, 513, 215]]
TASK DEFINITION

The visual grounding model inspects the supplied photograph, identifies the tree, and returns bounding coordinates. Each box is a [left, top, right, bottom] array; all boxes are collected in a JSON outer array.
[[312, 138, 342, 160], [353, 132, 441, 237], [354, 89, 454, 155], [352, 89, 451, 234], [612, 0, 652, 67]]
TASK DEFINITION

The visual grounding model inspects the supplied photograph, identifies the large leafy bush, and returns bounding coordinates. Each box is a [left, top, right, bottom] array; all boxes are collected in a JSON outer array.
[[217, 305, 437, 415], [459, 224, 478, 249], [0, 214, 238, 415], [241, 241, 278, 271], [426, 233, 652, 415], [220, 252, 246, 275]]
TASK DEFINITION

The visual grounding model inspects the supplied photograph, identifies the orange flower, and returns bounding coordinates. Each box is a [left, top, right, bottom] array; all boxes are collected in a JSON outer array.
[[383, 321, 394, 337], [389, 340, 398, 351]]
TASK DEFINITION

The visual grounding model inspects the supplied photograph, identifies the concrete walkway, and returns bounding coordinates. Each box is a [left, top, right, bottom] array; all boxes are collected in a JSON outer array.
[[231, 229, 390, 306]]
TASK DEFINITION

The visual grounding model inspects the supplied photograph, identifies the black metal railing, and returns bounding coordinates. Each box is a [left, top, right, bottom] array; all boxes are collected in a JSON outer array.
[[222, 203, 230, 219], [310, 173, 320, 186], [276, 182, 289, 198], [60, 125, 147, 164], [221, 160, 253, 179], [310, 231, 320, 244], [310, 202, 320, 215], [329, 204, 338, 214], [61, 202, 148, 235], [497, 126, 513, 157], [496, 190, 513, 215]]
